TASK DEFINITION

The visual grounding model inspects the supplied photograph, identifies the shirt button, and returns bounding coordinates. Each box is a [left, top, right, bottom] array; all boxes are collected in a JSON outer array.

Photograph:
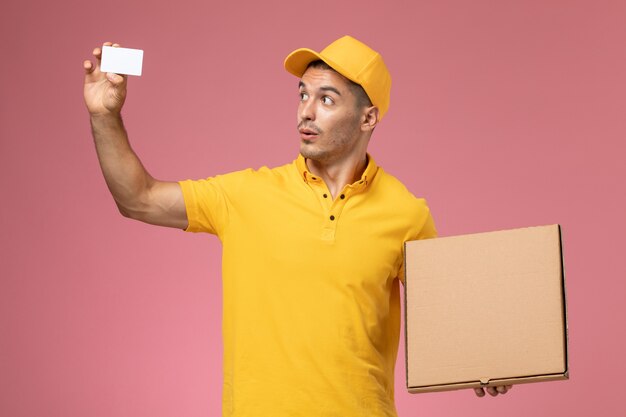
[[340, 194, 345, 199], [330, 215, 335, 221], [323, 194, 328, 198]]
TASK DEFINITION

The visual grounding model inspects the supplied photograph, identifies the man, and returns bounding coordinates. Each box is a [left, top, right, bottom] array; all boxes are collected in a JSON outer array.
[[83, 35, 511, 416]]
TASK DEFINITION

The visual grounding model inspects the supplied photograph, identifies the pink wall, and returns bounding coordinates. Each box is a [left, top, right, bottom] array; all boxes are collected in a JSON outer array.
[[1, 0, 624, 416]]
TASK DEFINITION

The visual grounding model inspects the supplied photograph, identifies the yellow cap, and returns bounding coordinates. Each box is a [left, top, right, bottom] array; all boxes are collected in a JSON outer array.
[[284, 35, 391, 121]]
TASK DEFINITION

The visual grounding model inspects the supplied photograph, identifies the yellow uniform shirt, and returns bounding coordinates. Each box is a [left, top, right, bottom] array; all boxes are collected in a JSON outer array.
[[179, 154, 436, 417]]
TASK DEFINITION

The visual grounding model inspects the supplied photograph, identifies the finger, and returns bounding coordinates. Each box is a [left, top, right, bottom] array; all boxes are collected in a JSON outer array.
[[112, 43, 121, 47], [89, 49, 103, 74], [106, 72, 128, 87], [474, 387, 485, 397], [93, 47, 103, 63], [486, 386, 498, 396], [506, 385, 513, 390], [93, 42, 114, 61], [106, 72, 121, 84], [496, 385, 508, 394], [83, 60, 95, 74]]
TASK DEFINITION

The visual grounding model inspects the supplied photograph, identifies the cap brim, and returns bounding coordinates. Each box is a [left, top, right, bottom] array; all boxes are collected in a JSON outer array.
[[283, 48, 325, 78], [283, 48, 361, 88]]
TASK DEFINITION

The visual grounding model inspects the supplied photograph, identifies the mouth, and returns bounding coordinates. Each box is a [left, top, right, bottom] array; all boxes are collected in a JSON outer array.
[[298, 128, 319, 141]]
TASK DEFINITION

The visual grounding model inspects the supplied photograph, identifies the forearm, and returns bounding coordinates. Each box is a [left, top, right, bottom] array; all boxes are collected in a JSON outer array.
[[90, 113, 154, 217]]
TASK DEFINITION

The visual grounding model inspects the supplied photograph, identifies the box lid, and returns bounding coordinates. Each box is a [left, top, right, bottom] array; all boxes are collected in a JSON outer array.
[[404, 224, 568, 392]]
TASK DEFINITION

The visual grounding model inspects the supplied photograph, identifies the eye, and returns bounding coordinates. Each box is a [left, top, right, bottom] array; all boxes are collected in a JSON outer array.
[[299, 92, 309, 101], [322, 96, 334, 105]]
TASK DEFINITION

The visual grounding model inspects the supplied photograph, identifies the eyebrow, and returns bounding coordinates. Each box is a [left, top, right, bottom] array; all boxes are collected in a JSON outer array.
[[299, 81, 342, 96]]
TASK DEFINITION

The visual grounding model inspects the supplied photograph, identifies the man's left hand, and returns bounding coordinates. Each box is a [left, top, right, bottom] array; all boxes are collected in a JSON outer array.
[[474, 385, 513, 397]]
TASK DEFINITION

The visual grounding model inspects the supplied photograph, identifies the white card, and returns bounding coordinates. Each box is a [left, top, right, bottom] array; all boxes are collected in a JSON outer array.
[[100, 45, 144, 76]]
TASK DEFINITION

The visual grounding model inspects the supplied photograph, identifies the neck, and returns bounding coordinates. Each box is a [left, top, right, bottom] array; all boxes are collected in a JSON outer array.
[[306, 152, 368, 199]]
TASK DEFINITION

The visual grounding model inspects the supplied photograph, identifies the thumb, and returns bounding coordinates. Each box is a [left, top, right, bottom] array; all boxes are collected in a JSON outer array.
[[106, 72, 126, 85]]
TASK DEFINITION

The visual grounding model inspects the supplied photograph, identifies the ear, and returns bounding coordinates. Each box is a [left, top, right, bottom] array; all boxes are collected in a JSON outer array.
[[360, 106, 379, 132]]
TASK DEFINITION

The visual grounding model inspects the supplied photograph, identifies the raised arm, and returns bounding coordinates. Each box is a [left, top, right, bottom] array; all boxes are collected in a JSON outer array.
[[83, 42, 188, 230]]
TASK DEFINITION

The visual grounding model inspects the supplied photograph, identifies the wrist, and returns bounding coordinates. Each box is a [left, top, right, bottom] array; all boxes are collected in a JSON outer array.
[[90, 111, 123, 127], [90, 110, 122, 121], [89, 112, 126, 137]]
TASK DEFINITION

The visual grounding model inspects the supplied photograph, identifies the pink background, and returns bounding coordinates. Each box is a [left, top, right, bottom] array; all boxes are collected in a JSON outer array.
[[1, 0, 625, 416]]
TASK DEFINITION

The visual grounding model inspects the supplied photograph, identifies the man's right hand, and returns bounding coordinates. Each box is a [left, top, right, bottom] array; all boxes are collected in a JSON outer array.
[[83, 42, 127, 116], [83, 42, 189, 231]]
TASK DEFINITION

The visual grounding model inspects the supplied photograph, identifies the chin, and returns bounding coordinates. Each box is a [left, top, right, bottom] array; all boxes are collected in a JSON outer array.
[[300, 145, 326, 162]]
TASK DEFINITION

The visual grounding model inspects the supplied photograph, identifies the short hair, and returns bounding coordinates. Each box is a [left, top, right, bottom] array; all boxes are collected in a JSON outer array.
[[306, 60, 373, 110]]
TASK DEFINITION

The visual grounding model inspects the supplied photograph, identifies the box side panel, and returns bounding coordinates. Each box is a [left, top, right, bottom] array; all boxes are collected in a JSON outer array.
[[559, 225, 570, 376], [408, 372, 569, 394], [403, 241, 410, 390]]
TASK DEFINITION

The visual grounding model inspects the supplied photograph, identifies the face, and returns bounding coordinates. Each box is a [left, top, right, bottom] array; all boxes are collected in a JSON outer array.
[[297, 67, 365, 164]]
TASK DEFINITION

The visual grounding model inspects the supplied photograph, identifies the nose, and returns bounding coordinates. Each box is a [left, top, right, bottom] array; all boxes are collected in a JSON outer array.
[[298, 97, 316, 122]]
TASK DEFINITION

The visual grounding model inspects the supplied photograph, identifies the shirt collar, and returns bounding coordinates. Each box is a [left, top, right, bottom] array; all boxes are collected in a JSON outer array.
[[295, 153, 379, 188]]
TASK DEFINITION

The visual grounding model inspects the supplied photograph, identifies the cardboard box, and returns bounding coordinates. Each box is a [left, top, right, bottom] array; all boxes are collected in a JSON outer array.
[[404, 224, 569, 393]]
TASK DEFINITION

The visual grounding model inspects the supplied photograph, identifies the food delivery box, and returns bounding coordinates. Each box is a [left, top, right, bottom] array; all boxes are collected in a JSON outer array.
[[404, 224, 569, 393]]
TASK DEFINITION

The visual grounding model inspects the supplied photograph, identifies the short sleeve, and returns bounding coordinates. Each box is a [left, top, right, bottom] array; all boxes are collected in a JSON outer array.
[[178, 169, 251, 237], [415, 206, 438, 240], [398, 204, 438, 285]]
